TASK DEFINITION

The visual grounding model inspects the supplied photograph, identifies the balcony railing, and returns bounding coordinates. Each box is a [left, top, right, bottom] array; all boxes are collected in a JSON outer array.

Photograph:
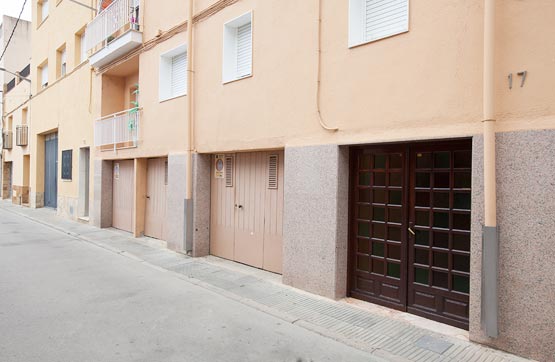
[[16, 126, 28, 146], [94, 108, 140, 151], [85, 0, 140, 55], [2, 131, 13, 149]]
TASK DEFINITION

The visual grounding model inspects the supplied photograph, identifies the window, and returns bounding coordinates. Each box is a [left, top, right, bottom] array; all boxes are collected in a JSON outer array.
[[75, 30, 87, 64], [222, 12, 252, 83], [39, 0, 49, 23], [61, 149, 73, 180], [348, 0, 409, 47], [57, 45, 67, 78], [39, 61, 49, 89], [159, 45, 187, 101]]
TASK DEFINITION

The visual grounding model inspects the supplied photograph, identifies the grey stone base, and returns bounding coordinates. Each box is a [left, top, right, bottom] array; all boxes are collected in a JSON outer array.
[[282, 144, 349, 300]]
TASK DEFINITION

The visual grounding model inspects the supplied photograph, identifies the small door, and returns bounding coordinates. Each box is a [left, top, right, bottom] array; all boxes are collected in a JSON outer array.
[[112, 160, 133, 232], [349, 140, 472, 330], [233, 152, 266, 268], [79, 148, 90, 218], [44, 133, 58, 208], [144, 158, 168, 240], [210, 151, 284, 273], [210, 155, 236, 260]]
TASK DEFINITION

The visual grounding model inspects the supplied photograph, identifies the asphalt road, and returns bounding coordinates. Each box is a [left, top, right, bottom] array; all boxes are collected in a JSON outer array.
[[0, 208, 379, 362]]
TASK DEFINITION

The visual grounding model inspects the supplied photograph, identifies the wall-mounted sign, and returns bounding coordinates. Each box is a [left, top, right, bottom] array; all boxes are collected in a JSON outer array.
[[114, 162, 120, 180], [214, 154, 225, 179]]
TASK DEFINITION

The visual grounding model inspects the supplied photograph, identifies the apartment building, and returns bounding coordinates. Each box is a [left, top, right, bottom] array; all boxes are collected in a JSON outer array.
[[29, 0, 555, 360], [29, 0, 95, 220], [1, 16, 31, 203]]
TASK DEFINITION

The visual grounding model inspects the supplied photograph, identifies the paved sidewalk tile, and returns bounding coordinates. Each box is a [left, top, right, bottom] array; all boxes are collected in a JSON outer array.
[[0, 201, 534, 362]]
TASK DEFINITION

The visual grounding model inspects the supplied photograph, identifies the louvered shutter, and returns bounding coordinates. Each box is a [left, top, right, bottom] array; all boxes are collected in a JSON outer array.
[[80, 33, 87, 62], [365, 0, 408, 42], [225, 156, 234, 187], [41, 0, 49, 21], [236, 22, 252, 78], [268, 155, 278, 189], [41, 64, 49, 87], [170, 52, 187, 97], [61, 48, 67, 76]]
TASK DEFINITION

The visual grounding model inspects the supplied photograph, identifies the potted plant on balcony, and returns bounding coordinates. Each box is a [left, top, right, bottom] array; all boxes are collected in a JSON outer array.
[[128, 84, 139, 131]]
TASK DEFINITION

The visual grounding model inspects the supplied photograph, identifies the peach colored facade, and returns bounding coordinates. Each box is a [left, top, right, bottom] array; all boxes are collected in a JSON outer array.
[[5, 0, 553, 360]]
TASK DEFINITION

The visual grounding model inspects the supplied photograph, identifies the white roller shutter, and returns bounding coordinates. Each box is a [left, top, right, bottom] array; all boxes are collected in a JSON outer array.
[[170, 51, 187, 97], [41, 64, 49, 87], [80, 33, 87, 62], [236, 22, 252, 78], [41, 0, 49, 21], [365, 0, 408, 42]]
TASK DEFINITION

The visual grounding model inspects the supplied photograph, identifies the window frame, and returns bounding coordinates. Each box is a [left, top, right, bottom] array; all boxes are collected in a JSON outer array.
[[222, 11, 253, 84], [159, 44, 188, 102], [348, 0, 409, 48]]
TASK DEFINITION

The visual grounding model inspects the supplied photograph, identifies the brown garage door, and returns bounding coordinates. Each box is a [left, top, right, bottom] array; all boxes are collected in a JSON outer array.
[[349, 140, 471, 330], [112, 160, 134, 233]]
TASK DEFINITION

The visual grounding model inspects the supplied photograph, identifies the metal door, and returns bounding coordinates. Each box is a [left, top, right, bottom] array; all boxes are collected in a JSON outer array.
[[210, 154, 236, 260], [44, 133, 58, 208], [145, 158, 167, 240], [210, 151, 284, 273], [263, 152, 284, 274], [349, 140, 471, 329], [112, 160, 133, 232], [233, 152, 266, 268]]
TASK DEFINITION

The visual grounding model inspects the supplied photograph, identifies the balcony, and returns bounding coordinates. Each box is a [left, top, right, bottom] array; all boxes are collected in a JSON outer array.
[[85, 0, 142, 68], [16, 126, 28, 146], [94, 108, 140, 151], [2, 131, 13, 150]]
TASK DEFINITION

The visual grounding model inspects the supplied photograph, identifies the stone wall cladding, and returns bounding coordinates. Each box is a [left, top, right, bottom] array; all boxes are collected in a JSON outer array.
[[166, 154, 187, 252], [192, 153, 211, 257], [92, 160, 113, 228], [470, 130, 555, 361], [283, 145, 349, 300]]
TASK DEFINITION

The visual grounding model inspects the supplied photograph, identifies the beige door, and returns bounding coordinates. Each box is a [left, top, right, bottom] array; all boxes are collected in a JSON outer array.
[[145, 158, 168, 240], [210, 151, 284, 273], [112, 160, 134, 232], [263, 153, 284, 273], [210, 155, 236, 260], [234, 152, 266, 268]]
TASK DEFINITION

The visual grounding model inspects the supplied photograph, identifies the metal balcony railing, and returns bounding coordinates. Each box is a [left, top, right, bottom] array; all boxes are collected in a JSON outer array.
[[94, 108, 140, 150], [16, 125, 28, 146], [2, 131, 13, 149], [85, 0, 140, 55]]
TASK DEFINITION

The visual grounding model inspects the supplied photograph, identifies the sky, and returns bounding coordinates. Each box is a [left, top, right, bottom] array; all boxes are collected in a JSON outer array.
[[0, 0, 32, 22]]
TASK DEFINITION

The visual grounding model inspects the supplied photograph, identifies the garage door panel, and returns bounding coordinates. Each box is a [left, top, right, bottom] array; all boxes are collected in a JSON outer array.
[[145, 158, 167, 240], [112, 160, 133, 233], [210, 155, 235, 260]]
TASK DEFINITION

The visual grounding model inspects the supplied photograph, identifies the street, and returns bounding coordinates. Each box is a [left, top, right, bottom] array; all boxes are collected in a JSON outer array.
[[0, 208, 378, 362]]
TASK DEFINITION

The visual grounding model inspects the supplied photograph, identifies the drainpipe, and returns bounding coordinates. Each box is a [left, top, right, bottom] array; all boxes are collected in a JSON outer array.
[[184, 0, 195, 253], [316, 0, 338, 132], [482, 0, 498, 338]]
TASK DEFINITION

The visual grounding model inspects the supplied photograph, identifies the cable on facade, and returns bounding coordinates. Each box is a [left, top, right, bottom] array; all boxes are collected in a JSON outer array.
[[0, 0, 29, 62]]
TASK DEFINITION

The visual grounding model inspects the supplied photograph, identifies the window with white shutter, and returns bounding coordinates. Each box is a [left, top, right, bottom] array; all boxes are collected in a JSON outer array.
[[159, 45, 188, 101], [59, 46, 67, 77], [40, 62, 49, 88], [222, 12, 253, 83], [171, 52, 187, 97], [80, 33, 87, 63], [349, 0, 409, 47], [40, 0, 49, 22]]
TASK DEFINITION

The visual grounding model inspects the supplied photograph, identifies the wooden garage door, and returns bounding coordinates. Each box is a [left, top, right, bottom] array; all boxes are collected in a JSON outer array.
[[112, 160, 134, 233], [349, 140, 471, 330], [210, 151, 284, 274], [145, 158, 168, 240]]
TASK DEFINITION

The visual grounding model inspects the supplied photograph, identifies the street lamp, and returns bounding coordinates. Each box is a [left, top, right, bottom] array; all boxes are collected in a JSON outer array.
[[0, 67, 31, 83]]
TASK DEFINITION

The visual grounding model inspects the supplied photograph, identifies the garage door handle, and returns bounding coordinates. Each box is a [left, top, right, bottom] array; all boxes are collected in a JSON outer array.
[[236, 204, 243, 209], [408, 227, 416, 236], [146, 196, 150, 199]]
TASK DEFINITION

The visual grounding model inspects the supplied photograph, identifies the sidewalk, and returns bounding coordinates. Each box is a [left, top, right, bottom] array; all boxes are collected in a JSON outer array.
[[0, 201, 532, 362]]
